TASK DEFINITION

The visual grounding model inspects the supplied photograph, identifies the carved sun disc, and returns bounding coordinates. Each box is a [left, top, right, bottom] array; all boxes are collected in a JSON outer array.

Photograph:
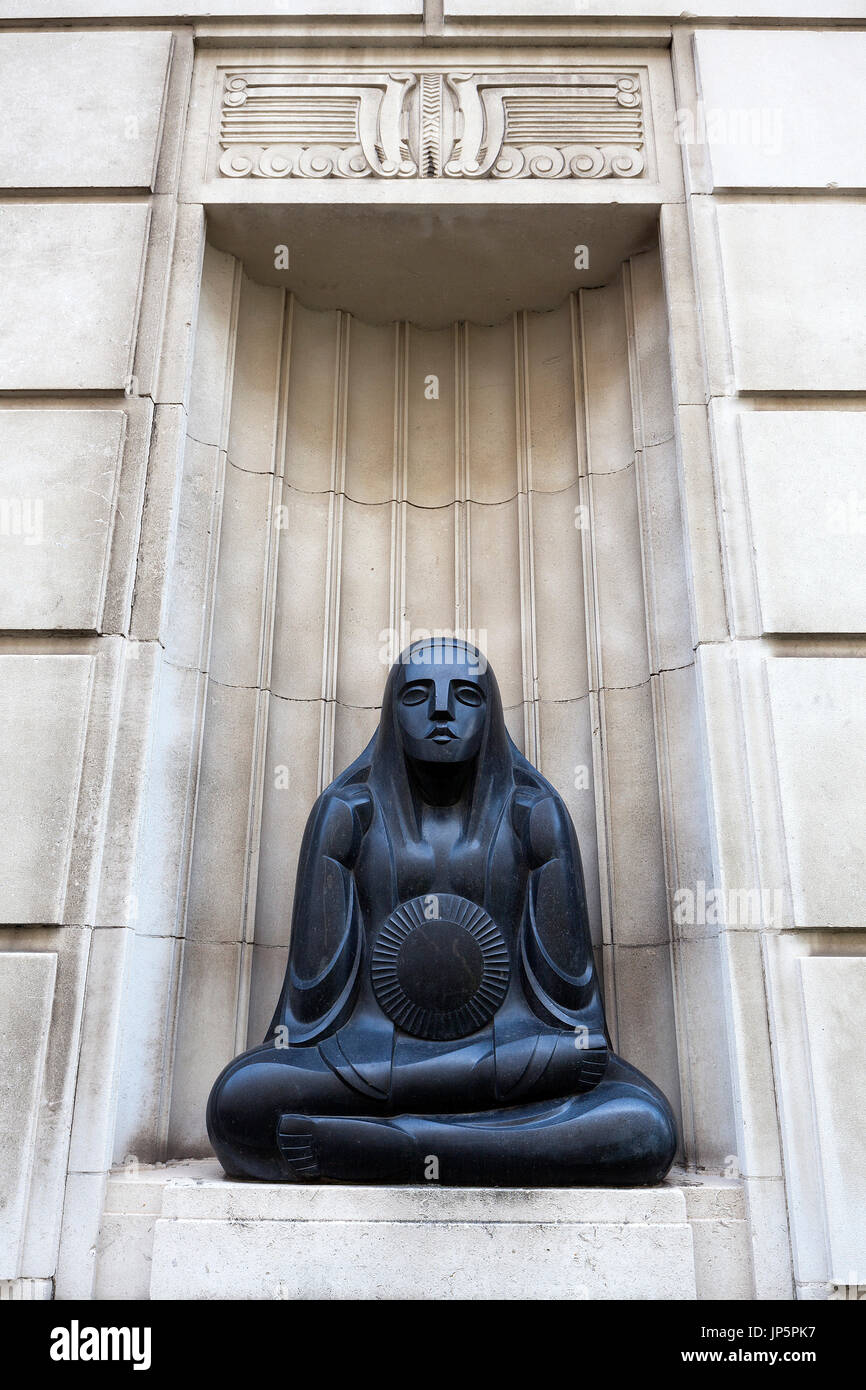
[[371, 894, 510, 1041]]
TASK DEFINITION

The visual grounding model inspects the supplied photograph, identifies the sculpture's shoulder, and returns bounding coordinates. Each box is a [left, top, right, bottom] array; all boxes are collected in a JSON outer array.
[[305, 776, 374, 865], [510, 777, 572, 864]]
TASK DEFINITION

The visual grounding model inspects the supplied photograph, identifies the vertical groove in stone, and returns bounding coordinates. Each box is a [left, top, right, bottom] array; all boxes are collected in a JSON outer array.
[[238, 289, 294, 1052], [514, 310, 540, 767], [623, 258, 693, 1162], [571, 291, 616, 986], [317, 310, 350, 794], [454, 319, 471, 636], [390, 320, 409, 656], [623, 260, 658, 675], [165, 248, 243, 1154]]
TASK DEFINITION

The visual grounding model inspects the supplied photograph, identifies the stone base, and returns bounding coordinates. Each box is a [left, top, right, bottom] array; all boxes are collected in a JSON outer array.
[[94, 1161, 752, 1300]]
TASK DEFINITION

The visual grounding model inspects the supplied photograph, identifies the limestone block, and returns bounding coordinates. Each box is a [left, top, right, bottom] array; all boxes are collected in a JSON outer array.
[[167, 941, 243, 1156], [741, 1175, 794, 1300], [185, 243, 238, 451], [209, 461, 273, 690], [4, 926, 90, 1280], [130, 406, 188, 646], [112, 932, 179, 1164], [94, 643, 162, 929], [0, 952, 56, 1278], [694, 31, 866, 191], [0, 1279, 53, 1299], [716, 203, 866, 392], [640, 439, 694, 673], [408, 324, 460, 507], [590, 465, 650, 688], [0, 656, 92, 924], [55, 1170, 106, 1299], [96, 1165, 179, 1300], [600, 682, 668, 945], [444, 0, 862, 13], [255, 692, 322, 948], [66, 928, 132, 1174], [0, 32, 173, 189], [721, 930, 784, 1180], [228, 275, 285, 476], [468, 498, 523, 708], [150, 1176, 696, 1300], [673, 938, 737, 1172], [740, 412, 866, 634], [800, 956, 866, 1284], [526, 303, 581, 490], [682, 1179, 752, 1300], [464, 320, 518, 506], [406, 501, 458, 641], [158, 433, 223, 667], [0, 409, 125, 630], [247, 942, 288, 1047], [655, 666, 714, 917], [185, 681, 258, 944], [10, 0, 423, 11], [133, 661, 206, 938], [283, 302, 339, 495], [582, 278, 634, 476], [271, 486, 330, 701], [766, 658, 866, 928], [93, 1213, 154, 1302], [345, 317, 397, 505], [0, 203, 150, 391], [533, 484, 589, 703], [607, 941, 682, 1143], [537, 696, 601, 944], [336, 499, 394, 708]]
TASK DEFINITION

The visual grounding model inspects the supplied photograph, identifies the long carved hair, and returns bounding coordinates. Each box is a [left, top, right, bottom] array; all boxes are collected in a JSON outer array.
[[332, 639, 550, 893]]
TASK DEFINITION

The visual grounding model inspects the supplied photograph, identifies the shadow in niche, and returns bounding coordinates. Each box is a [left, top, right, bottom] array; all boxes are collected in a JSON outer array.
[[204, 200, 660, 326]]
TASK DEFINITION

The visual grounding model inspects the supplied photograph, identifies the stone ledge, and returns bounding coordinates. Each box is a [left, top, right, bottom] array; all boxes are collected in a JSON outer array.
[[95, 1160, 751, 1300]]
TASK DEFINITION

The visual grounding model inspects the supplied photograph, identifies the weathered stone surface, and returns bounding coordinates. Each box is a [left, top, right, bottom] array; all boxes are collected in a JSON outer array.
[[740, 412, 866, 634], [766, 658, 866, 928], [0, 204, 150, 390], [0, 410, 125, 631], [0, 656, 93, 924], [693, 30, 866, 190], [0, 32, 173, 189], [0, 953, 56, 1278], [800, 956, 866, 1285], [107, 1161, 699, 1300], [716, 202, 866, 391]]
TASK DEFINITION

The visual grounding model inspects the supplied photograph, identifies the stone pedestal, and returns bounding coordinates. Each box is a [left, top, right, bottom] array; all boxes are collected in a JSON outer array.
[[94, 1161, 751, 1301]]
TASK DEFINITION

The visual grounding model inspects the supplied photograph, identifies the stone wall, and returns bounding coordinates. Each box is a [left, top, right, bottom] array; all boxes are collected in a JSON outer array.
[[0, 3, 863, 1301]]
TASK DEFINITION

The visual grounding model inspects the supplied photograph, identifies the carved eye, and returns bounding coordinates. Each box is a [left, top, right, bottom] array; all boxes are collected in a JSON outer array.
[[454, 683, 484, 707], [401, 685, 428, 707]]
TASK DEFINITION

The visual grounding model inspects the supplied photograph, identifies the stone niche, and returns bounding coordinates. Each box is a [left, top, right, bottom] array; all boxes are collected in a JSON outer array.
[[97, 43, 745, 1299]]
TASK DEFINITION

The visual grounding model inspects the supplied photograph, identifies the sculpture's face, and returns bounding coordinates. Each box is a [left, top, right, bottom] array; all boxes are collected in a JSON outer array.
[[396, 647, 487, 764]]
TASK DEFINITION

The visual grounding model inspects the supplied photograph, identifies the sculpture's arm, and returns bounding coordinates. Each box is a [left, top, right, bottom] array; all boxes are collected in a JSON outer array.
[[267, 787, 372, 1046], [517, 792, 607, 1041]]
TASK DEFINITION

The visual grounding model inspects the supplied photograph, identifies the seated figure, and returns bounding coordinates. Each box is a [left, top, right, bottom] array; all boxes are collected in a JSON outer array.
[[208, 638, 677, 1185]]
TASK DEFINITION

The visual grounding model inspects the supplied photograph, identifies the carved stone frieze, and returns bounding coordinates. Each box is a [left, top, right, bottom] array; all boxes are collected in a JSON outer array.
[[443, 72, 644, 179], [217, 68, 646, 180], [219, 71, 418, 178]]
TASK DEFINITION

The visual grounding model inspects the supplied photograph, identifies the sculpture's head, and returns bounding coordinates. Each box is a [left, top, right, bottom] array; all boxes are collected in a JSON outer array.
[[395, 638, 487, 764], [349, 634, 531, 851]]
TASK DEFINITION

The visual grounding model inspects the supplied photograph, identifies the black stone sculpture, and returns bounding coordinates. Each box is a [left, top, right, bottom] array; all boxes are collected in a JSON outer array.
[[208, 638, 677, 1185]]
